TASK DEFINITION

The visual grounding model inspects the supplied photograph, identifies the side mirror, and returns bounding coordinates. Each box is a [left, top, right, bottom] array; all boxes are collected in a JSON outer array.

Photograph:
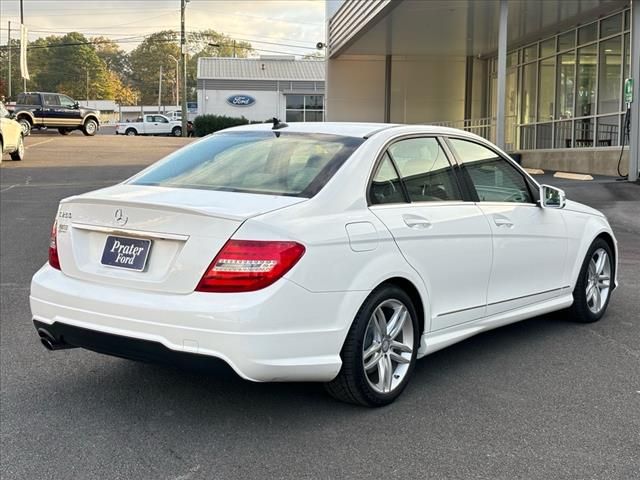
[[539, 184, 566, 209], [73, 102, 80, 109]]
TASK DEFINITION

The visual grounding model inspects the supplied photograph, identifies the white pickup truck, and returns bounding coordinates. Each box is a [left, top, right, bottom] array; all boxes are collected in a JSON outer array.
[[115, 114, 183, 137]]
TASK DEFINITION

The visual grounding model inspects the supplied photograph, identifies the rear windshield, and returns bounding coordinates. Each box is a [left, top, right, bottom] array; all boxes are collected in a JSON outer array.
[[130, 131, 364, 198]]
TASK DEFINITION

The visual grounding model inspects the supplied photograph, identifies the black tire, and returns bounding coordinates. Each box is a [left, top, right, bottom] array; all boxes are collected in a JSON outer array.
[[325, 284, 419, 407], [82, 118, 98, 136], [58, 128, 72, 135], [125, 128, 137, 136], [567, 238, 614, 323], [172, 126, 182, 137], [10, 136, 24, 161], [18, 117, 32, 136]]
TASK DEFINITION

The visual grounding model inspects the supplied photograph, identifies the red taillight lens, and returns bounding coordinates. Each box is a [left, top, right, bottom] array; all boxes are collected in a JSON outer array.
[[49, 221, 61, 270], [196, 240, 305, 293]]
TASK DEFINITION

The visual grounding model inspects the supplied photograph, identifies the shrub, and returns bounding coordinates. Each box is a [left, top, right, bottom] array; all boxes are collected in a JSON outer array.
[[193, 114, 250, 137]]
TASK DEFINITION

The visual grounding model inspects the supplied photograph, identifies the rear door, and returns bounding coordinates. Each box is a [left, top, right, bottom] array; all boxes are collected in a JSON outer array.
[[369, 136, 492, 331], [446, 137, 568, 315]]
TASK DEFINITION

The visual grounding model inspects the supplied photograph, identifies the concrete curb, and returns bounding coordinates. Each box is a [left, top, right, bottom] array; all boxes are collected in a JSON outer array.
[[553, 171, 594, 181]]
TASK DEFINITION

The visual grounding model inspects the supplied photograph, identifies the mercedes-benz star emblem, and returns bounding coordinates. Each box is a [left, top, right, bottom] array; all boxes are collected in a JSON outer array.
[[114, 208, 128, 226]]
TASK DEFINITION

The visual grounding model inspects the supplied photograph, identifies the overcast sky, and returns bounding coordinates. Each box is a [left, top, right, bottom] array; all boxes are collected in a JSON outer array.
[[0, 0, 340, 56]]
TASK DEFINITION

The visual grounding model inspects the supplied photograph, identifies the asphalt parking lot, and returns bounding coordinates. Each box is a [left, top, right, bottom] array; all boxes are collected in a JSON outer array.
[[1, 135, 639, 480]]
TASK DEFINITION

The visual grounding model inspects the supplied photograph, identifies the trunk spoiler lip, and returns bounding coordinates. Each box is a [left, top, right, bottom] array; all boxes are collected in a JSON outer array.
[[60, 195, 307, 223]]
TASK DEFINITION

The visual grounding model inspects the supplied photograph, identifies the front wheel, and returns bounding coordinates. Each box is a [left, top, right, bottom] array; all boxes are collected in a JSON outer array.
[[172, 126, 182, 137], [10, 136, 24, 161], [568, 238, 614, 323], [325, 285, 419, 407], [82, 119, 98, 136]]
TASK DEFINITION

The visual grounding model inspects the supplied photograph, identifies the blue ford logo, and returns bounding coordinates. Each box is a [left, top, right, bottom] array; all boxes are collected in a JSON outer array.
[[227, 95, 256, 107]]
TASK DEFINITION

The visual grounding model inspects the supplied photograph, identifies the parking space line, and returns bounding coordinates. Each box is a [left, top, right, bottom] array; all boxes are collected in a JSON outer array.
[[25, 138, 56, 149], [0, 184, 17, 193]]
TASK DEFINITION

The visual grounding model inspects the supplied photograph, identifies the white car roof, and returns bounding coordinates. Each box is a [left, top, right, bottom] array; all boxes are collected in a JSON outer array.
[[221, 122, 486, 141]]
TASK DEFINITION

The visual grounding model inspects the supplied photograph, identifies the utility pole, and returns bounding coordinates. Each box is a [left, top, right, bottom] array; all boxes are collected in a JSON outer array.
[[169, 55, 179, 107], [233, 40, 236, 58], [86, 69, 89, 100], [7, 21, 11, 99], [158, 64, 163, 113], [20, 0, 26, 92], [181, 0, 189, 136]]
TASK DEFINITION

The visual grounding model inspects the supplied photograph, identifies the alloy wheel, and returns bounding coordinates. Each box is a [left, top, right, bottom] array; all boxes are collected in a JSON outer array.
[[585, 248, 611, 314], [362, 299, 413, 394]]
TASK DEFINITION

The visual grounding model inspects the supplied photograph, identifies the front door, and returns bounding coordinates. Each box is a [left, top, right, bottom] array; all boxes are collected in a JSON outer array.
[[447, 137, 568, 316], [369, 137, 492, 332]]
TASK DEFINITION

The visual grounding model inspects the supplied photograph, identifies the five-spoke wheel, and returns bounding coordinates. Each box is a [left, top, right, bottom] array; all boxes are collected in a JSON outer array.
[[325, 285, 419, 407], [569, 238, 614, 323]]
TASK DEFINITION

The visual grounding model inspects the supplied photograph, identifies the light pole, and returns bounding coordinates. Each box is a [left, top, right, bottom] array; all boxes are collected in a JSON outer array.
[[180, 0, 190, 137], [168, 54, 179, 108]]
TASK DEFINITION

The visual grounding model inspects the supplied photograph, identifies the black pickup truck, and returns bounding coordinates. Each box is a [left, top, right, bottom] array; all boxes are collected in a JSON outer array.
[[9, 92, 101, 136]]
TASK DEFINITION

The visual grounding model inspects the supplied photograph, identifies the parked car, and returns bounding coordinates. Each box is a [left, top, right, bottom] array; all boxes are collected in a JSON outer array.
[[115, 114, 183, 137], [0, 102, 24, 161], [30, 122, 617, 407], [8, 92, 100, 136]]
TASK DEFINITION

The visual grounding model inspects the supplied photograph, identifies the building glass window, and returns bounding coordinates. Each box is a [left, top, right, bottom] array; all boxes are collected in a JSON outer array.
[[555, 121, 572, 148], [600, 13, 622, 38], [285, 94, 324, 122], [556, 52, 575, 119], [578, 23, 597, 45], [574, 118, 594, 147], [536, 123, 553, 149], [487, 7, 630, 151], [576, 44, 597, 118], [538, 57, 555, 121], [540, 38, 555, 58], [558, 31, 575, 51], [523, 44, 538, 62], [598, 36, 622, 114], [521, 63, 537, 124], [596, 115, 619, 146]]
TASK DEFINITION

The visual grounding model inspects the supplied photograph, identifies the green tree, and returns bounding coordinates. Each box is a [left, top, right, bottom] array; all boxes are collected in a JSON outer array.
[[128, 31, 180, 105], [93, 37, 131, 80]]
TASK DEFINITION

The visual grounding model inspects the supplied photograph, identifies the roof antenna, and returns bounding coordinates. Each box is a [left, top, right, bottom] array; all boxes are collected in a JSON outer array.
[[272, 117, 288, 130]]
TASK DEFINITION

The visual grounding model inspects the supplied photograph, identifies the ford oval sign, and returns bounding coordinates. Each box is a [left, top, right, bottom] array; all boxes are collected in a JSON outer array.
[[227, 95, 256, 107]]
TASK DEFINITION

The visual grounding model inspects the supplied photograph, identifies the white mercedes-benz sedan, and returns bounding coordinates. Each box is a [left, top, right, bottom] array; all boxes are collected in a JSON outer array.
[[31, 122, 617, 406]]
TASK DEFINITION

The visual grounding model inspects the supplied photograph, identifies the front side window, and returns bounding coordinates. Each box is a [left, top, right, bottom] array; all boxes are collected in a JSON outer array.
[[59, 95, 75, 108], [387, 138, 461, 202], [131, 132, 363, 198], [448, 138, 533, 204], [156, 116, 169, 123]]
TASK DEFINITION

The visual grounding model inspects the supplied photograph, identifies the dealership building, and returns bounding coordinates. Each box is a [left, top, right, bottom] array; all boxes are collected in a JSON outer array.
[[196, 56, 325, 123], [326, 0, 639, 180]]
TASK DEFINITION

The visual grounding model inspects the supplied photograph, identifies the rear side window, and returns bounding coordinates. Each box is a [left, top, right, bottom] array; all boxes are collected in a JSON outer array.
[[131, 132, 364, 198], [388, 138, 461, 202], [370, 153, 405, 205], [18, 93, 40, 105], [448, 138, 533, 203]]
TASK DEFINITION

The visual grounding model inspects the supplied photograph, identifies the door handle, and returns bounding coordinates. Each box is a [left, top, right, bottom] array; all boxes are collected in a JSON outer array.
[[493, 216, 514, 228], [403, 215, 432, 229]]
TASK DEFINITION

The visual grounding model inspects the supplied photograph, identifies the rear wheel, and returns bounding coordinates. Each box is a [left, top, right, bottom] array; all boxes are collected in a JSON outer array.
[[82, 119, 98, 136], [568, 238, 613, 323], [58, 128, 72, 135], [325, 285, 419, 407], [10, 136, 24, 161], [125, 128, 137, 136], [18, 117, 32, 136]]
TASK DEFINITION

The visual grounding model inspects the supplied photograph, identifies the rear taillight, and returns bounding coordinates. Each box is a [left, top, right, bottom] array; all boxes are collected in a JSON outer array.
[[196, 240, 305, 293], [49, 221, 61, 270]]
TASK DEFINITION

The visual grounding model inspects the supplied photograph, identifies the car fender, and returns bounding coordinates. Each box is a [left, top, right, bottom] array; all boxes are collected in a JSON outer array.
[[236, 209, 434, 334], [562, 209, 618, 291], [82, 114, 100, 126], [15, 111, 34, 124]]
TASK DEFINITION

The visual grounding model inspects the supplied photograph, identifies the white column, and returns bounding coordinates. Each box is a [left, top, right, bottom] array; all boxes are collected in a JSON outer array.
[[496, 0, 508, 149], [629, 2, 640, 182]]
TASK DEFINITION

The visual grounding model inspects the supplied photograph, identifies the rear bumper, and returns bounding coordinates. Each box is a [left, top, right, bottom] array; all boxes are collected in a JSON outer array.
[[30, 264, 368, 382]]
